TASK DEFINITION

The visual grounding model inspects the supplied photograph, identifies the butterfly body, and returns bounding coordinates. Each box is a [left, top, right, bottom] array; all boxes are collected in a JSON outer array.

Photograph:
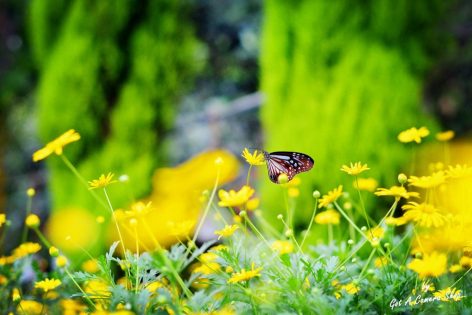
[[263, 151, 314, 183]]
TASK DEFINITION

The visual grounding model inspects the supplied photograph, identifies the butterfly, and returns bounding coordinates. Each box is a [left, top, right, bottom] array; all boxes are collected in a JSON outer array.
[[262, 151, 314, 183]]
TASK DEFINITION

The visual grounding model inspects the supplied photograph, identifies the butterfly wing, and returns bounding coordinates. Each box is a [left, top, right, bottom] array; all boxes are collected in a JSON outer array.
[[265, 151, 314, 183]]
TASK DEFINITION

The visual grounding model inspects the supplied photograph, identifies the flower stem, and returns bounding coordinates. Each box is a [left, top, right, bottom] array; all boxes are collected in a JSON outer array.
[[32, 227, 52, 248], [21, 194, 34, 243], [193, 167, 221, 244], [64, 267, 96, 310], [300, 197, 319, 249], [60, 154, 107, 209], [355, 176, 371, 230], [103, 188, 127, 256]]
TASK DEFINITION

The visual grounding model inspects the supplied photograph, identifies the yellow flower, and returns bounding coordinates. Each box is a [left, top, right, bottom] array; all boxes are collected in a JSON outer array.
[[218, 186, 255, 208], [12, 242, 41, 260], [460, 256, 472, 268], [435, 130, 455, 142], [375, 186, 420, 200], [48, 246, 59, 257], [17, 300, 45, 315], [449, 264, 463, 273], [0, 214, 6, 228], [192, 255, 221, 275], [32, 129, 80, 162], [27, 188, 36, 197], [60, 299, 87, 314], [318, 185, 343, 208], [12, 288, 20, 301], [374, 257, 388, 268], [167, 220, 196, 238], [402, 202, 447, 228], [124, 201, 154, 218], [25, 214, 40, 228], [84, 279, 111, 297], [241, 148, 265, 166], [408, 171, 446, 189], [353, 178, 378, 192], [214, 224, 239, 239], [385, 216, 408, 226], [340, 162, 370, 176], [246, 198, 260, 210], [271, 240, 294, 254], [228, 263, 262, 283], [407, 252, 447, 278], [82, 259, 100, 273], [398, 126, 430, 143], [35, 278, 61, 293], [88, 172, 117, 189], [434, 287, 463, 302], [340, 282, 360, 295], [446, 164, 472, 179], [314, 209, 340, 225], [56, 256, 68, 268], [366, 226, 385, 244]]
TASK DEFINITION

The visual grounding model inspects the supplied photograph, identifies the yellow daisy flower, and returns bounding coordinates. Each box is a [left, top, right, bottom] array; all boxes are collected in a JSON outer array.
[[398, 126, 430, 143], [88, 172, 117, 189], [374, 257, 388, 268], [366, 226, 385, 244], [446, 164, 472, 179], [341, 282, 360, 295], [241, 148, 265, 166], [82, 259, 100, 273], [434, 287, 463, 302], [408, 171, 446, 189], [32, 129, 81, 162], [314, 209, 340, 225], [271, 240, 294, 254], [375, 186, 419, 200], [218, 186, 255, 207], [228, 263, 262, 283], [402, 202, 447, 228], [407, 252, 447, 278], [318, 185, 343, 208], [214, 224, 239, 239], [17, 300, 45, 315], [340, 162, 370, 176], [435, 130, 455, 142], [12, 242, 42, 260], [34, 278, 61, 293]]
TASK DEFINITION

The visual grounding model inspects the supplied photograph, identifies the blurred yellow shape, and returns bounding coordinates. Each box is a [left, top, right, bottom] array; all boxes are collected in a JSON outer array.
[[46, 207, 99, 253], [113, 149, 239, 251]]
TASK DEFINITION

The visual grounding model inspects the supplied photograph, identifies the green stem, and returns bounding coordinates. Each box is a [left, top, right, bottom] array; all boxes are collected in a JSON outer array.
[[192, 167, 221, 244], [328, 224, 333, 245], [355, 176, 370, 230], [21, 194, 33, 243], [300, 197, 318, 249], [359, 249, 376, 279], [32, 227, 52, 248], [103, 188, 126, 256], [64, 267, 96, 310], [60, 154, 108, 209]]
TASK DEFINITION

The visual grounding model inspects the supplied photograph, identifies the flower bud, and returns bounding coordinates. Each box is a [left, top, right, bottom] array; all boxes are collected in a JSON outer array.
[[49, 246, 59, 257], [25, 214, 40, 228], [27, 188, 36, 197], [398, 173, 408, 185], [56, 255, 68, 268], [312, 190, 320, 198], [278, 173, 289, 184]]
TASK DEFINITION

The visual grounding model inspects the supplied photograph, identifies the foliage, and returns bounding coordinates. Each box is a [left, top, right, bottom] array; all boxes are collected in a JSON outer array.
[[28, 0, 201, 252], [1, 132, 471, 314], [258, 0, 454, 225]]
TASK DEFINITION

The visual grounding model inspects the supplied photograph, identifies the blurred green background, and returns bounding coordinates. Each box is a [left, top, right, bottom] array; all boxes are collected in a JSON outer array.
[[1, 0, 471, 253]]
